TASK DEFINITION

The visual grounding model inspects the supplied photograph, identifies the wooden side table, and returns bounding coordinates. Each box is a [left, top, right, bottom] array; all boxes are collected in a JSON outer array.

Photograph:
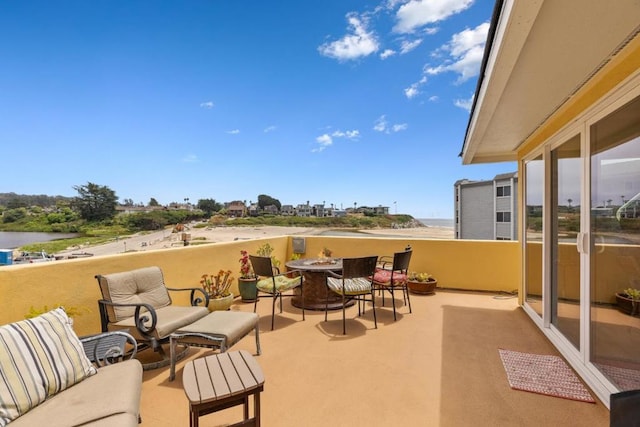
[[182, 350, 265, 427]]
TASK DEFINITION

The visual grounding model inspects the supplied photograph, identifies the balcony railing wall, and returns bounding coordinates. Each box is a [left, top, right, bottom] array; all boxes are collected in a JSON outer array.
[[0, 236, 520, 335]]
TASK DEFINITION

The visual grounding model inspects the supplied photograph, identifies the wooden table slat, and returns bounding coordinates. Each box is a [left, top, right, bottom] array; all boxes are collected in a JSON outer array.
[[216, 352, 245, 395], [229, 351, 259, 390], [202, 356, 230, 400], [239, 351, 265, 385]]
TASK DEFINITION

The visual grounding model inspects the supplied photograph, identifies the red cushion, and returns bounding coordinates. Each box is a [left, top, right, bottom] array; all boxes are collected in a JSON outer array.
[[373, 268, 407, 285]]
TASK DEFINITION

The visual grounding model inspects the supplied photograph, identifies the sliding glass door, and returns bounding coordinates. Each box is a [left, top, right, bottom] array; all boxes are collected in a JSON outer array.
[[550, 135, 582, 349], [589, 95, 640, 391]]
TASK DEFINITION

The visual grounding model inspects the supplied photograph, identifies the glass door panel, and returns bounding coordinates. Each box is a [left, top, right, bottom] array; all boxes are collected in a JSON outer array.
[[590, 95, 640, 391], [550, 135, 581, 349], [525, 155, 544, 317]]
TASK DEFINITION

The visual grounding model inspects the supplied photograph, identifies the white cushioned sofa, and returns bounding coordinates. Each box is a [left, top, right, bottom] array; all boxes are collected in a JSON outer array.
[[0, 308, 143, 426]]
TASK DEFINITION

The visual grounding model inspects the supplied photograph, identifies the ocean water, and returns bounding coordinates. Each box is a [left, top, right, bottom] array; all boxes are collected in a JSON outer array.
[[418, 218, 454, 228]]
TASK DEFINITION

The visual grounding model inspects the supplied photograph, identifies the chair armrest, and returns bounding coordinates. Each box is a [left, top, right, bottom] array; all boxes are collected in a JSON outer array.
[[277, 268, 303, 278], [166, 286, 209, 307], [377, 255, 393, 269], [326, 270, 342, 279], [98, 299, 158, 340], [80, 331, 138, 367]]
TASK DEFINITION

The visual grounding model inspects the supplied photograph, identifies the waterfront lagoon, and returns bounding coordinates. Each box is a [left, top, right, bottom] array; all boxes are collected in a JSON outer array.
[[0, 232, 79, 249]]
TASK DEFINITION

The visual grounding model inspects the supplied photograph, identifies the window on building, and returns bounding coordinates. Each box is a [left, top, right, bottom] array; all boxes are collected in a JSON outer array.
[[497, 185, 511, 197], [496, 212, 511, 222]]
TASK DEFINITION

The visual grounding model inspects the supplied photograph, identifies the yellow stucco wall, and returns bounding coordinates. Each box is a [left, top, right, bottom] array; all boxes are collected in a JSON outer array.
[[1, 236, 520, 335]]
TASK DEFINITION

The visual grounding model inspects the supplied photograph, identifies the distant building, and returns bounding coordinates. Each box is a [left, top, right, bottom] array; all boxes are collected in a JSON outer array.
[[454, 172, 518, 240], [227, 201, 246, 217], [281, 205, 295, 216], [296, 204, 312, 217]]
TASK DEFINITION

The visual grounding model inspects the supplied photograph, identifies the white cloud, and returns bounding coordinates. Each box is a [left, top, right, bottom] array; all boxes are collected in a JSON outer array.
[[226, 129, 240, 134], [404, 76, 427, 99], [264, 125, 277, 133], [332, 129, 360, 140], [394, 0, 474, 34], [374, 115, 407, 133], [425, 22, 489, 83], [373, 115, 388, 132], [400, 38, 422, 54], [200, 101, 214, 109], [380, 49, 396, 59], [313, 134, 333, 152], [182, 154, 198, 163], [429, 95, 439, 102], [454, 94, 474, 111], [318, 13, 379, 61]]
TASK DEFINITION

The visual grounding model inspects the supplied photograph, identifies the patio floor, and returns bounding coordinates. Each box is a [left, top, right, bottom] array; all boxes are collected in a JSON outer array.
[[137, 289, 610, 426]]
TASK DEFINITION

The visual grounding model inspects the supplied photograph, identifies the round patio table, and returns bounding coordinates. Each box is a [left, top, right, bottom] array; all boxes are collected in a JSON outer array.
[[286, 258, 355, 311]]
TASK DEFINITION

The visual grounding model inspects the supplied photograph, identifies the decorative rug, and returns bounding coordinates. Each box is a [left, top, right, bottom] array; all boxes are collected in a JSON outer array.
[[498, 349, 596, 403], [595, 362, 640, 391]]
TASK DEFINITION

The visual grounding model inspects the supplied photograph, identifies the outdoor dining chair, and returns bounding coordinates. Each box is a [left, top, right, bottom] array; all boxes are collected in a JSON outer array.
[[250, 255, 305, 330], [373, 249, 412, 321], [325, 255, 378, 335]]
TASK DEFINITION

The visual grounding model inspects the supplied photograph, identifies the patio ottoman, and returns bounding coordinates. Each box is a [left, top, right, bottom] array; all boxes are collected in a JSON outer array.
[[169, 311, 260, 381]]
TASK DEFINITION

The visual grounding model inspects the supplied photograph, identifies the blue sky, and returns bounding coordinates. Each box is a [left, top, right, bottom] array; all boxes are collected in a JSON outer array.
[[0, 0, 514, 218]]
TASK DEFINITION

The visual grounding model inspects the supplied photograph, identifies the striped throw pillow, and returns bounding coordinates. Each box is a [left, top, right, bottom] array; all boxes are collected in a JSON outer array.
[[0, 308, 97, 425]]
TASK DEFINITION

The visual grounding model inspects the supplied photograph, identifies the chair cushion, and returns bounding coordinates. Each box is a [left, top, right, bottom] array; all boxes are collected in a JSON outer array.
[[9, 359, 142, 427], [327, 277, 373, 296], [0, 308, 97, 425], [97, 266, 172, 322], [112, 305, 209, 340], [373, 268, 408, 286], [176, 311, 259, 348], [257, 276, 301, 293]]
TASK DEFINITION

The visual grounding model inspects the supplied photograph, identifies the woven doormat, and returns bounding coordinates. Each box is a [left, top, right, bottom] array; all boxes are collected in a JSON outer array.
[[498, 349, 595, 403]]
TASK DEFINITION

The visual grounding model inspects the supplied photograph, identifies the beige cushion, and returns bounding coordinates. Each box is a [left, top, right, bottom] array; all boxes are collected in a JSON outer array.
[[176, 311, 259, 348], [0, 308, 97, 425], [10, 359, 142, 427], [327, 277, 373, 296], [111, 305, 209, 340], [97, 266, 172, 322]]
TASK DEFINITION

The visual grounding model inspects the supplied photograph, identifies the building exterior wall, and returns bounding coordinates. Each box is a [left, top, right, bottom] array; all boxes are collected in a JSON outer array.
[[455, 173, 518, 240]]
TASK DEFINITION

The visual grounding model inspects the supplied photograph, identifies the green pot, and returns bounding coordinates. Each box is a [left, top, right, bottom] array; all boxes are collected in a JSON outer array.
[[238, 278, 258, 302]]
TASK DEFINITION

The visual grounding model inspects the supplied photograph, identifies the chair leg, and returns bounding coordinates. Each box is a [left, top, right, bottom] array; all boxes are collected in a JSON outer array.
[[254, 324, 261, 355], [371, 290, 377, 329], [342, 292, 346, 335], [390, 286, 397, 321], [405, 283, 412, 314], [271, 294, 277, 331], [300, 281, 305, 321]]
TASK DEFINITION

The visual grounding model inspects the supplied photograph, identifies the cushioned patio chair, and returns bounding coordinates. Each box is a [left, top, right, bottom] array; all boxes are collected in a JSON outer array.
[[95, 266, 210, 369], [373, 249, 412, 321], [250, 255, 305, 330], [325, 255, 379, 334]]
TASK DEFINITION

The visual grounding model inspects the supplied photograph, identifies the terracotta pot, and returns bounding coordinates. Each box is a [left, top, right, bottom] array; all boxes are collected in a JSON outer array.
[[238, 278, 258, 302], [407, 279, 437, 295], [615, 292, 639, 316], [208, 293, 234, 311]]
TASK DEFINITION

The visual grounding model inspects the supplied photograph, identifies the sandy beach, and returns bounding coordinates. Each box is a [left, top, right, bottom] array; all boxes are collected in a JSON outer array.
[[55, 224, 454, 258]]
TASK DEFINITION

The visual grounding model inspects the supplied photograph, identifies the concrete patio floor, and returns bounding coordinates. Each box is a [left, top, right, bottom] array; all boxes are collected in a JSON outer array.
[[137, 290, 610, 426]]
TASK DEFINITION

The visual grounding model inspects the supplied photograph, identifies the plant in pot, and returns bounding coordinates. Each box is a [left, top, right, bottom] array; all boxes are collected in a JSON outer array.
[[201, 270, 234, 311], [238, 250, 258, 302], [615, 287, 640, 316], [407, 271, 438, 295]]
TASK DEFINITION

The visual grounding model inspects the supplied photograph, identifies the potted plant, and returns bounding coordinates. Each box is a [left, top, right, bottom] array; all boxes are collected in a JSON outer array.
[[407, 271, 438, 295], [238, 250, 258, 302], [257, 242, 280, 269], [201, 270, 234, 311], [615, 287, 640, 316]]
